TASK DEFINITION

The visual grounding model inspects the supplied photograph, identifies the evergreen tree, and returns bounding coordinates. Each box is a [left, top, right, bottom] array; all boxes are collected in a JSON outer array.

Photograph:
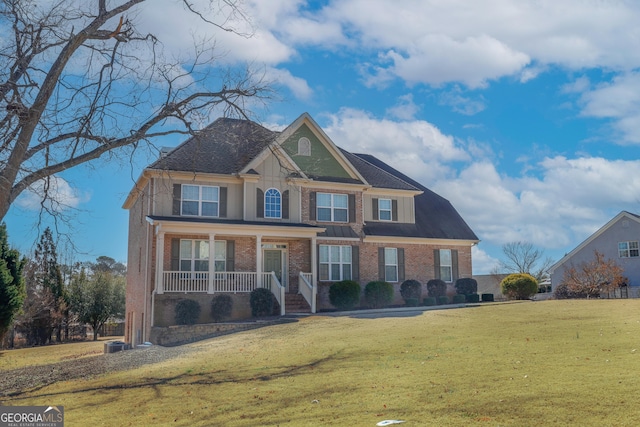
[[0, 224, 25, 345]]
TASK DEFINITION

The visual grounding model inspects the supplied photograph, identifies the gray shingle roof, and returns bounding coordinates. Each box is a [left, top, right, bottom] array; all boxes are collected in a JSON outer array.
[[340, 149, 418, 191], [149, 117, 278, 174]]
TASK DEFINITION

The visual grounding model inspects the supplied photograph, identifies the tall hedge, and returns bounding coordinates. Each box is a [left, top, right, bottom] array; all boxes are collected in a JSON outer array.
[[329, 280, 361, 310], [400, 279, 422, 302], [455, 277, 478, 295], [364, 281, 394, 309], [427, 279, 447, 298]]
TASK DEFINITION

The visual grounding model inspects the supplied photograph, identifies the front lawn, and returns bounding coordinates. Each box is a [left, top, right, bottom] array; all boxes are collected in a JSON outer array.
[[3, 300, 640, 426]]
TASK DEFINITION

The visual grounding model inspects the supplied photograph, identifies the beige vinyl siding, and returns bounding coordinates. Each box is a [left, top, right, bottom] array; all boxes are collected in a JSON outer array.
[[363, 194, 415, 223]]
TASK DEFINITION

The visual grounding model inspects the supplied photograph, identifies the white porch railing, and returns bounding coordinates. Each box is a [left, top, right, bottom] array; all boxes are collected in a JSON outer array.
[[299, 272, 316, 313], [161, 271, 286, 315]]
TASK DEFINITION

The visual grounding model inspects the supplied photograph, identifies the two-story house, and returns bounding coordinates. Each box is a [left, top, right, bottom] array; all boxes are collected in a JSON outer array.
[[123, 113, 478, 346]]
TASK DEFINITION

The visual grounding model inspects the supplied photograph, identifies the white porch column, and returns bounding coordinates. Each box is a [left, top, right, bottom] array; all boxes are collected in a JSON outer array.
[[311, 236, 317, 287], [155, 231, 165, 294], [256, 235, 263, 287], [208, 233, 216, 294]]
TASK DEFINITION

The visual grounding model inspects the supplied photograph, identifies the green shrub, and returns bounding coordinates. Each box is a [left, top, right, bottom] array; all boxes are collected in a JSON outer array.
[[427, 279, 447, 298], [452, 294, 466, 304], [400, 279, 422, 302], [437, 295, 449, 305], [423, 297, 437, 306], [481, 293, 494, 302], [174, 299, 201, 325], [364, 281, 394, 309], [501, 273, 538, 300], [466, 293, 480, 303], [250, 288, 275, 317], [405, 298, 419, 307], [210, 294, 233, 322], [455, 278, 478, 296], [329, 280, 361, 310]]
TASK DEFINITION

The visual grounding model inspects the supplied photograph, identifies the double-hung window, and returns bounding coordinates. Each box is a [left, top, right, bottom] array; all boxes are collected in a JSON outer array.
[[180, 240, 209, 272], [319, 245, 352, 281], [384, 248, 398, 282], [317, 193, 348, 222], [265, 188, 281, 219], [379, 199, 392, 221], [439, 249, 453, 282], [619, 241, 639, 258], [182, 185, 219, 217]]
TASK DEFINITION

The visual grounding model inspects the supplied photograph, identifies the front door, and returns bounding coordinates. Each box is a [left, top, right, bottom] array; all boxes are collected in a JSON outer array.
[[263, 249, 284, 289]]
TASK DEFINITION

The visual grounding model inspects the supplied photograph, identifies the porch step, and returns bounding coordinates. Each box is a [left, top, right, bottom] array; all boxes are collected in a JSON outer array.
[[285, 293, 311, 313]]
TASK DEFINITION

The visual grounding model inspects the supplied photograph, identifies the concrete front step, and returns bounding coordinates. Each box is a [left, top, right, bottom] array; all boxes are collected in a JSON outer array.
[[285, 294, 311, 313]]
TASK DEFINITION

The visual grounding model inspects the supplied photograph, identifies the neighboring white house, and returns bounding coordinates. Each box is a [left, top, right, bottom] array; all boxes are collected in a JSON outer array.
[[549, 211, 640, 297]]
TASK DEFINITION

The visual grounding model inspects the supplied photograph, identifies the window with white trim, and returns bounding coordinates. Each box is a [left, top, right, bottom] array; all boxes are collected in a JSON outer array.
[[181, 185, 219, 217], [619, 241, 639, 258], [379, 199, 392, 221], [180, 240, 226, 271], [319, 245, 352, 281], [385, 248, 398, 282], [439, 249, 453, 282], [317, 193, 348, 222], [265, 188, 281, 219]]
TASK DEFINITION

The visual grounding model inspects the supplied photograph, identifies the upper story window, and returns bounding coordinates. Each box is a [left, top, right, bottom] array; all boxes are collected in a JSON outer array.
[[379, 199, 392, 221], [319, 245, 352, 281], [619, 241, 639, 258], [182, 185, 219, 217], [298, 137, 311, 156], [439, 249, 453, 282], [317, 193, 348, 222], [265, 188, 282, 219]]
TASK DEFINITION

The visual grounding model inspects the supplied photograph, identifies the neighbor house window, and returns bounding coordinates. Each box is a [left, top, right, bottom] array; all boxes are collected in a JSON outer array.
[[181, 185, 219, 217], [264, 188, 281, 219], [439, 249, 453, 282], [619, 241, 639, 258], [317, 193, 348, 222], [319, 245, 352, 281], [180, 240, 209, 271], [298, 137, 311, 156], [379, 199, 392, 221], [384, 248, 398, 282]]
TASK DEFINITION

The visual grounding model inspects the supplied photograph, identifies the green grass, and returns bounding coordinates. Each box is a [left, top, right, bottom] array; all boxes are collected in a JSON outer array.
[[4, 300, 640, 426]]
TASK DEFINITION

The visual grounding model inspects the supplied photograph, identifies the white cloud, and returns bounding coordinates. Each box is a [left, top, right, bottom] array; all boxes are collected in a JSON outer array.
[[385, 94, 420, 121], [16, 176, 88, 213], [438, 87, 486, 115], [472, 246, 500, 275], [265, 67, 313, 100]]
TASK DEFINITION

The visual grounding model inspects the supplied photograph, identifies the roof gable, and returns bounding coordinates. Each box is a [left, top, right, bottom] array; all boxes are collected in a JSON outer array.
[[550, 211, 640, 272]]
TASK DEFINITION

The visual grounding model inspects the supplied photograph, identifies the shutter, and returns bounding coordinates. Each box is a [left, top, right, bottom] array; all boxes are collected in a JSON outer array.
[[219, 187, 227, 218], [316, 242, 321, 280], [392, 200, 398, 222], [452, 249, 459, 282], [348, 194, 356, 223], [351, 245, 360, 282], [172, 184, 181, 215], [398, 248, 405, 282], [309, 192, 316, 221], [171, 239, 180, 271], [226, 240, 235, 272], [282, 190, 289, 219], [372, 198, 379, 220], [256, 188, 264, 218], [378, 247, 385, 281], [433, 249, 441, 280]]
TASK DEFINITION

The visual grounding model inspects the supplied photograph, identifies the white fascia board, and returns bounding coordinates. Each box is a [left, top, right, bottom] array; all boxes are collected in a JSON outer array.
[[146, 217, 325, 238]]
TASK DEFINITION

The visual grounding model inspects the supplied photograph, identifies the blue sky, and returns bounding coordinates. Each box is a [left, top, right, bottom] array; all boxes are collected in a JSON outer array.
[[6, 0, 640, 274]]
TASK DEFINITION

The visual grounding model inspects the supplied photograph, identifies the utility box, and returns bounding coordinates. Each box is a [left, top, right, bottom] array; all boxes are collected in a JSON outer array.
[[104, 340, 126, 354]]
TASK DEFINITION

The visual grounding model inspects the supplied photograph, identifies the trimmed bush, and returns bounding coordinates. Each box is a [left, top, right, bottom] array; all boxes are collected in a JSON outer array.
[[405, 298, 419, 307], [437, 295, 449, 305], [466, 293, 480, 303], [210, 294, 233, 322], [250, 288, 275, 317], [427, 279, 447, 298], [174, 299, 201, 325], [481, 293, 494, 302], [501, 273, 538, 300], [455, 278, 478, 296], [364, 281, 394, 309], [329, 280, 361, 310], [452, 294, 466, 304], [423, 297, 437, 306], [400, 279, 422, 303]]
